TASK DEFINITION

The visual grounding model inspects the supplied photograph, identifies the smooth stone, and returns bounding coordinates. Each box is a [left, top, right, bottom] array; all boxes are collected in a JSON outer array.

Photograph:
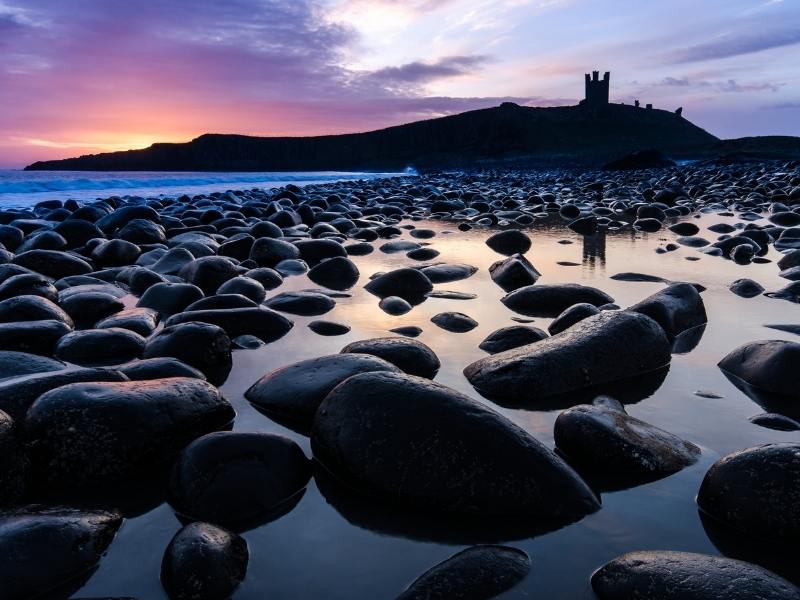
[[25, 378, 235, 490], [669, 222, 700, 236], [137, 282, 205, 316], [501, 283, 614, 317], [169, 432, 312, 528], [364, 268, 434, 301], [464, 311, 670, 403], [478, 325, 548, 354], [407, 247, 440, 261], [54, 328, 146, 366], [185, 294, 256, 312], [245, 353, 401, 431], [216, 276, 266, 303], [308, 320, 350, 336], [13, 249, 93, 279], [340, 337, 440, 378], [96, 307, 159, 337], [554, 400, 700, 488], [592, 551, 800, 600], [764, 324, 800, 336], [274, 258, 309, 276], [418, 263, 477, 284], [677, 235, 710, 247], [730, 278, 765, 298], [609, 272, 668, 283], [345, 242, 374, 256], [265, 291, 335, 316], [0, 350, 65, 380], [380, 240, 421, 253], [379, 296, 412, 315], [698, 443, 800, 539], [60, 291, 125, 329], [144, 322, 232, 386], [118, 357, 206, 381], [431, 312, 478, 333], [718, 340, 799, 396], [249, 238, 300, 267], [485, 230, 531, 255], [244, 267, 283, 290], [295, 239, 347, 265], [389, 326, 423, 337], [426, 290, 477, 300], [567, 215, 598, 236], [634, 218, 663, 232], [0, 273, 58, 303], [765, 280, 800, 303], [307, 256, 360, 291], [91, 239, 141, 267], [628, 282, 707, 340], [749, 413, 800, 431], [151, 247, 195, 275], [164, 307, 293, 343], [0, 507, 122, 600], [395, 545, 531, 600], [548, 303, 600, 335], [0, 295, 73, 328], [0, 409, 29, 504], [0, 319, 73, 356], [161, 522, 248, 600], [178, 256, 241, 295], [489, 253, 541, 292]]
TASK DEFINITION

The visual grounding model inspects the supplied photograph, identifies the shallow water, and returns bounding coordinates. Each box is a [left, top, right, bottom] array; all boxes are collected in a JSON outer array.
[[71, 209, 799, 599]]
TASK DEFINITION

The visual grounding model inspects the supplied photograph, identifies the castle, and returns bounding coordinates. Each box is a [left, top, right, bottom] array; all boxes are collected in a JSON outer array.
[[583, 70, 610, 107]]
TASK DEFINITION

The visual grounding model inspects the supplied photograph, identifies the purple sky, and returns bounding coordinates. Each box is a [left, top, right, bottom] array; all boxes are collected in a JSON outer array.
[[1, 0, 798, 167]]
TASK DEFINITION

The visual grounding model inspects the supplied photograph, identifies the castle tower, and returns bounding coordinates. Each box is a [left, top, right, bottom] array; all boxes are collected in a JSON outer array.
[[583, 70, 610, 107]]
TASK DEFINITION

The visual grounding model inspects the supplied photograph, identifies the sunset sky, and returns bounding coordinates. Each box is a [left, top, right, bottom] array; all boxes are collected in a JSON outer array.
[[1, 0, 798, 168]]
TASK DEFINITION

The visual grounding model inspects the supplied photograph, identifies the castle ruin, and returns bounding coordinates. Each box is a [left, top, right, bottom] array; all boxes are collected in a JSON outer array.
[[583, 70, 610, 107]]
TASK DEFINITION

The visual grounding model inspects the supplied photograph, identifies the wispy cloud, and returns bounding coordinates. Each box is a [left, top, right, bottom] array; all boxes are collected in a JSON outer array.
[[667, 26, 800, 63]]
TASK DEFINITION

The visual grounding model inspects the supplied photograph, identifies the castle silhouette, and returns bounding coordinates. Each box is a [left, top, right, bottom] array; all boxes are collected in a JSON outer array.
[[580, 70, 682, 115]]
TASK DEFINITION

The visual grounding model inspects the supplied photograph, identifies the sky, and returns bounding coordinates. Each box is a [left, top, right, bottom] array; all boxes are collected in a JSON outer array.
[[0, 0, 799, 168]]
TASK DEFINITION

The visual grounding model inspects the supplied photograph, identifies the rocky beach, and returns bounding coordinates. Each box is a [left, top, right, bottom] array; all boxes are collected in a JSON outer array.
[[0, 159, 797, 598]]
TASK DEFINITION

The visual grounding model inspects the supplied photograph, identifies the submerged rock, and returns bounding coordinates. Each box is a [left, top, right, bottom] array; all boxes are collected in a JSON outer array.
[[464, 311, 670, 403], [308, 320, 351, 336], [554, 400, 700, 489], [431, 311, 478, 333], [485, 230, 531, 255], [0, 506, 122, 600], [501, 283, 614, 317], [548, 303, 600, 335], [488, 253, 541, 292], [592, 551, 799, 600], [164, 307, 293, 343], [718, 340, 799, 396], [340, 337, 440, 378], [364, 268, 433, 301], [169, 432, 312, 528], [265, 290, 336, 316], [730, 278, 765, 298], [697, 443, 800, 540], [478, 325, 548, 354], [161, 522, 249, 600], [245, 353, 400, 430], [395, 545, 531, 600], [311, 371, 599, 520], [749, 413, 800, 431]]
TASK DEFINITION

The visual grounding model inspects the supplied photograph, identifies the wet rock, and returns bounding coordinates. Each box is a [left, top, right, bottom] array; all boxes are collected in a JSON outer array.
[[501, 283, 614, 317], [60, 291, 125, 329], [0, 273, 58, 303], [13, 249, 93, 279], [341, 337, 440, 378], [186, 294, 256, 312], [698, 443, 800, 540], [96, 307, 160, 336], [407, 247, 440, 261], [312, 371, 599, 519], [568, 216, 598, 236], [389, 326, 423, 337], [778, 250, 800, 270], [54, 328, 146, 366], [464, 311, 670, 403], [380, 240, 421, 254], [628, 282, 707, 340], [215, 276, 266, 303], [0, 409, 29, 504], [137, 282, 205, 316], [161, 522, 248, 600], [265, 290, 335, 316], [591, 551, 799, 600], [732, 243, 755, 264], [249, 237, 300, 267], [308, 256, 360, 291], [0, 294, 73, 327], [345, 242, 374, 256], [144, 322, 232, 386], [0, 350, 64, 380], [485, 230, 531, 255], [677, 235, 710, 247], [169, 432, 312, 529], [548, 303, 600, 335], [749, 413, 800, 431], [765, 280, 800, 303], [364, 268, 434, 302], [308, 320, 350, 336], [634, 218, 662, 232], [379, 296, 412, 315], [91, 239, 141, 267], [0, 507, 122, 600], [24, 378, 235, 490], [431, 311, 478, 333], [610, 272, 668, 283], [164, 306, 293, 343], [478, 325, 548, 354], [730, 278, 765, 298], [178, 257, 241, 295], [669, 222, 700, 236], [295, 239, 347, 265], [395, 545, 531, 600], [554, 400, 700, 488], [152, 247, 195, 276], [118, 357, 205, 381], [419, 263, 477, 284], [488, 253, 541, 292], [245, 267, 283, 290], [764, 324, 800, 336], [718, 340, 799, 396], [0, 319, 73, 356], [274, 258, 308, 276], [117, 218, 167, 245]]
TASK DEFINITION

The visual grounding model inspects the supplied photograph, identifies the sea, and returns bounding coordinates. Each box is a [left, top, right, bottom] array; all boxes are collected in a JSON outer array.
[[0, 169, 415, 207]]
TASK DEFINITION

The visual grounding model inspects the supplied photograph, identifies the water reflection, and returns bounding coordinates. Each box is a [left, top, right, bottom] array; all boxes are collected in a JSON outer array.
[[582, 230, 607, 268]]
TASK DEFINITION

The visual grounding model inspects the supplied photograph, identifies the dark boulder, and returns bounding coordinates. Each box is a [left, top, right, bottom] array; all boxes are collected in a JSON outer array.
[[364, 268, 434, 301], [488, 253, 541, 292], [311, 371, 599, 520], [0, 273, 58, 303], [246, 353, 400, 430], [91, 239, 141, 267], [54, 328, 146, 366], [60, 291, 124, 329], [161, 522, 248, 600], [478, 325, 548, 354], [419, 263, 478, 284], [548, 303, 600, 335], [265, 290, 335, 316], [143, 322, 232, 386], [118, 357, 206, 381], [718, 340, 799, 396], [164, 307, 293, 343], [0, 295, 72, 327], [216, 276, 266, 303], [698, 443, 800, 539], [96, 307, 159, 337], [395, 545, 531, 600], [13, 249, 93, 279], [178, 257, 241, 295], [308, 320, 351, 336], [730, 278, 765, 298], [137, 282, 205, 316], [0, 409, 29, 504], [485, 230, 531, 255], [568, 216, 598, 236], [592, 551, 799, 600], [464, 311, 670, 403], [501, 283, 614, 317], [249, 237, 300, 268], [0, 506, 122, 600], [340, 337, 440, 378], [0, 319, 73, 356], [308, 256, 360, 291], [628, 282, 707, 340], [24, 378, 235, 490], [169, 432, 312, 528], [749, 413, 800, 431], [0, 350, 64, 380], [186, 294, 256, 312], [379, 296, 412, 315], [431, 311, 478, 333]]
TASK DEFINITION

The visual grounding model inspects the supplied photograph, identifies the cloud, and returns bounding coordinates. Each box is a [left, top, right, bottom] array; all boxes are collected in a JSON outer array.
[[718, 79, 781, 93], [659, 76, 691, 87], [365, 55, 489, 86], [668, 26, 800, 63]]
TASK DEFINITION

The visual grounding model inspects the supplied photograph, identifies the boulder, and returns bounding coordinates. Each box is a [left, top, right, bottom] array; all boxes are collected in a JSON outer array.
[[698, 443, 800, 539], [307, 256, 360, 291], [308, 320, 350, 336], [246, 353, 401, 430], [164, 307, 293, 343], [0, 409, 29, 504], [0, 350, 65, 380], [418, 263, 477, 284], [628, 282, 707, 340], [143, 322, 232, 386], [137, 282, 204, 316], [718, 340, 799, 396], [216, 276, 266, 303], [118, 357, 206, 381], [265, 290, 335, 316], [478, 325, 548, 354], [464, 311, 671, 403], [485, 230, 531, 255], [24, 378, 235, 490], [161, 522, 248, 600], [548, 303, 600, 335], [501, 283, 614, 317], [0, 295, 73, 327], [340, 337, 440, 378], [592, 551, 799, 600], [0, 319, 73, 356], [431, 312, 478, 333], [312, 371, 599, 520], [364, 268, 434, 301], [169, 432, 312, 528], [0, 273, 58, 303], [60, 291, 125, 329], [13, 249, 92, 279], [54, 328, 146, 366], [96, 307, 160, 337], [178, 257, 241, 295], [488, 254, 541, 292], [730, 278, 765, 298]]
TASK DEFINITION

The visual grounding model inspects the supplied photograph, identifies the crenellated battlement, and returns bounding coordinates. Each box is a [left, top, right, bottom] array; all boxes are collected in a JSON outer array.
[[583, 70, 610, 106]]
